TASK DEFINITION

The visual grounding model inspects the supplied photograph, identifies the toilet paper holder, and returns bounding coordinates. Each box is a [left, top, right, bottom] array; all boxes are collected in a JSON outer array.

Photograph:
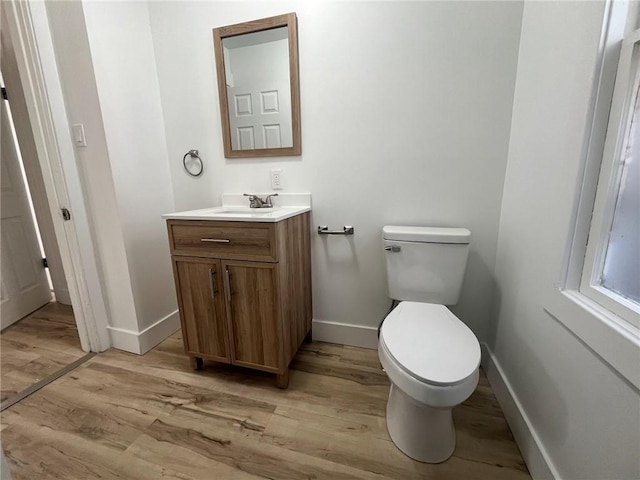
[[317, 226, 354, 235]]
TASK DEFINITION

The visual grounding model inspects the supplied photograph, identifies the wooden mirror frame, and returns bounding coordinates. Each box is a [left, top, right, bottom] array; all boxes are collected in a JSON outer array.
[[213, 13, 301, 158]]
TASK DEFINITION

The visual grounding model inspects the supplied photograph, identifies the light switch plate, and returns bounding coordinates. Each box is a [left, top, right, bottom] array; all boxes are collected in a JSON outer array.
[[72, 124, 87, 147]]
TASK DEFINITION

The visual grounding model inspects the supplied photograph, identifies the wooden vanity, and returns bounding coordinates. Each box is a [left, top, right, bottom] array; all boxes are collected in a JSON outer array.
[[165, 208, 311, 388]]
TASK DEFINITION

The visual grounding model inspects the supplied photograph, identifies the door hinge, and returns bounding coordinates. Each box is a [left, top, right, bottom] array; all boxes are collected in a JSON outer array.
[[1, 87, 7, 101], [42, 258, 48, 268], [62, 207, 71, 221]]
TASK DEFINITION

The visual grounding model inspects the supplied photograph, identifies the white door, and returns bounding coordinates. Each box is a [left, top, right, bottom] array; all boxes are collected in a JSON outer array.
[[228, 81, 292, 150], [1, 88, 50, 329]]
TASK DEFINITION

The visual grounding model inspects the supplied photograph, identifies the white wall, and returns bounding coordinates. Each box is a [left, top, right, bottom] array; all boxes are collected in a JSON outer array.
[[489, 2, 640, 479], [82, 1, 177, 332], [149, 1, 524, 344], [45, 1, 139, 333], [45, 0, 178, 352]]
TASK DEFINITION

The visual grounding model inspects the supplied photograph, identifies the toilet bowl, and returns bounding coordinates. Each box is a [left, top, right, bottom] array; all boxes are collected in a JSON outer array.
[[378, 301, 480, 463]]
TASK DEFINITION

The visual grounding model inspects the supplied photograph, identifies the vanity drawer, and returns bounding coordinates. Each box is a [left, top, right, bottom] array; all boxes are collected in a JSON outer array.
[[167, 220, 277, 262]]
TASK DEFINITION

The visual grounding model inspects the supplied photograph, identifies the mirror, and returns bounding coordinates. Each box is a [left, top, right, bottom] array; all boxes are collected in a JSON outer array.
[[213, 13, 301, 158]]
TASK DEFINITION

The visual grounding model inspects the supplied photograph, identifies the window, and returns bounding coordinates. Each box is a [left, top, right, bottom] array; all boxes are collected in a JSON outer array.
[[580, 27, 640, 328], [547, 1, 639, 387]]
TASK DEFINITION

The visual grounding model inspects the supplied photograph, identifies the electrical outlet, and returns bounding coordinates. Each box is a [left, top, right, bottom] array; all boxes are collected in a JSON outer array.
[[271, 169, 283, 190]]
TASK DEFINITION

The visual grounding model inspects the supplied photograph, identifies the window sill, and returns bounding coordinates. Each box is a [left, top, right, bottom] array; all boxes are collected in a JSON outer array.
[[544, 286, 640, 390]]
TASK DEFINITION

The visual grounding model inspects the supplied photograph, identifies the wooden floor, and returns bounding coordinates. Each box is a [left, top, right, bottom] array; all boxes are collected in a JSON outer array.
[[1, 302, 85, 403], [1, 328, 531, 479]]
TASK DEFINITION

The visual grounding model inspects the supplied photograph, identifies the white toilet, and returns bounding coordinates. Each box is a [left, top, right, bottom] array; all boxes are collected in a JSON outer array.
[[378, 225, 481, 463]]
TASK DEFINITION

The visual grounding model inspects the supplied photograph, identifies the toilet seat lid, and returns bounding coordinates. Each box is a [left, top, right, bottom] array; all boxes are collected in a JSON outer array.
[[380, 301, 480, 386]]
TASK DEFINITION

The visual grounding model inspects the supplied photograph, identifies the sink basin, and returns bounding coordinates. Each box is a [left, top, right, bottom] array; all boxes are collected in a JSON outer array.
[[210, 207, 281, 215]]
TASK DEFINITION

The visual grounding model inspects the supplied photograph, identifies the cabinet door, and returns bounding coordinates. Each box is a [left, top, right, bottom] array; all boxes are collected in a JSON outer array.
[[172, 257, 230, 362], [223, 261, 281, 372]]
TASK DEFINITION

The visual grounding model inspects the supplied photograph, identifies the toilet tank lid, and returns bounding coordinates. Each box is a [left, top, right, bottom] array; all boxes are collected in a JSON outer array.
[[383, 226, 470, 244]]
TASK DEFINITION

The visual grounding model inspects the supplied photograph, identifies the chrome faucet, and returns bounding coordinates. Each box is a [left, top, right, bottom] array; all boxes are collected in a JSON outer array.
[[243, 193, 278, 208]]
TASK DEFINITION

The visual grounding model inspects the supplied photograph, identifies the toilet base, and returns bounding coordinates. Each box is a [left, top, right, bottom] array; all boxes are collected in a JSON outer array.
[[386, 383, 456, 463]]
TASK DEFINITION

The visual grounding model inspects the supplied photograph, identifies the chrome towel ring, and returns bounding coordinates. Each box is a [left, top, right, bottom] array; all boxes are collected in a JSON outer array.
[[183, 149, 203, 177]]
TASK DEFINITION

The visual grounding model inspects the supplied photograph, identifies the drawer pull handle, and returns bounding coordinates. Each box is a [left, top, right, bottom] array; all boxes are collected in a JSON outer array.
[[201, 238, 231, 243]]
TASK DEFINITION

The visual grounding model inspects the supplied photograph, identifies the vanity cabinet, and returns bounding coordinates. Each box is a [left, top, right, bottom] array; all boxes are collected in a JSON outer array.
[[166, 212, 311, 388]]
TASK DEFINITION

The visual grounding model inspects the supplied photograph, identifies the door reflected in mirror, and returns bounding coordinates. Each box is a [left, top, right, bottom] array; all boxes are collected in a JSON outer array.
[[213, 13, 301, 158]]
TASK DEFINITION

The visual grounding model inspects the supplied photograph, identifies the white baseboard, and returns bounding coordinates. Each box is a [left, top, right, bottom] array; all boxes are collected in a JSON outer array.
[[53, 288, 72, 306], [109, 316, 375, 354], [312, 319, 378, 349], [481, 342, 560, 480], [108, 310, 180, 355]]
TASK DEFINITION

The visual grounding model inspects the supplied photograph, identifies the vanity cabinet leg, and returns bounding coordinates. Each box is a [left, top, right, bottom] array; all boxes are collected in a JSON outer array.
[[276, 370, 290, 389], [189, 357, 203, 370]]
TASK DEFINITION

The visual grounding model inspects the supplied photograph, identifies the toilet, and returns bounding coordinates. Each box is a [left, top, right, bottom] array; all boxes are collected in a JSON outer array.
[[378, 225, 481, 463]]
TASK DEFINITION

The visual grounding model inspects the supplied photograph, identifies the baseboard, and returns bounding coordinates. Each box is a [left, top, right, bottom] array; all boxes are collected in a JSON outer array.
[[312, 319, 378, 349], [108, 310, 180, 355], [481, 342, 561, 480], [53, 288, 72, 306]]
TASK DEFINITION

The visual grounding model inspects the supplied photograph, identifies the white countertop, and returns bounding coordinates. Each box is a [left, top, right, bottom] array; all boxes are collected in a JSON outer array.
[[162, 193, 311, 223]]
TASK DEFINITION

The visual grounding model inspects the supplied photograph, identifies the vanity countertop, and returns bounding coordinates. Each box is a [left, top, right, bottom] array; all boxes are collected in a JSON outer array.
[[162, 193, 311, 223], [162, 205, 310, 223]]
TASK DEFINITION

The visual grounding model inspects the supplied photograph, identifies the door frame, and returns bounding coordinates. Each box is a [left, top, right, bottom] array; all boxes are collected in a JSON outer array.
[[2, 0, 110, 351]]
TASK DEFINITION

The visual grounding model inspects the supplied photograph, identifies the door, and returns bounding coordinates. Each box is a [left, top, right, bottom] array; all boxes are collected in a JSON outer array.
[[224, 260, 281, 372], [2, 39, 70, 308], [172, 256, 230, 362], [227, 81, 292, 150], [0, 87, 50, 329]]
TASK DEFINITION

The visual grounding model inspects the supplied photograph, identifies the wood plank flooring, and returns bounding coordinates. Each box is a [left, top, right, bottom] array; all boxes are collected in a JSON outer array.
[[1, 302, 85, 403], [1, 328, 531, 479]]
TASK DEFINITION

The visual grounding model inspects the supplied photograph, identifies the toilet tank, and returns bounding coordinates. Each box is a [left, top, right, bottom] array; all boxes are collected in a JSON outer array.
[[383, 226, 471, 305]]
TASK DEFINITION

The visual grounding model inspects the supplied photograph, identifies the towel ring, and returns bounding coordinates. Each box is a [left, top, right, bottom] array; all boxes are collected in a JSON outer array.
[[183, 149, 203, 177]]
